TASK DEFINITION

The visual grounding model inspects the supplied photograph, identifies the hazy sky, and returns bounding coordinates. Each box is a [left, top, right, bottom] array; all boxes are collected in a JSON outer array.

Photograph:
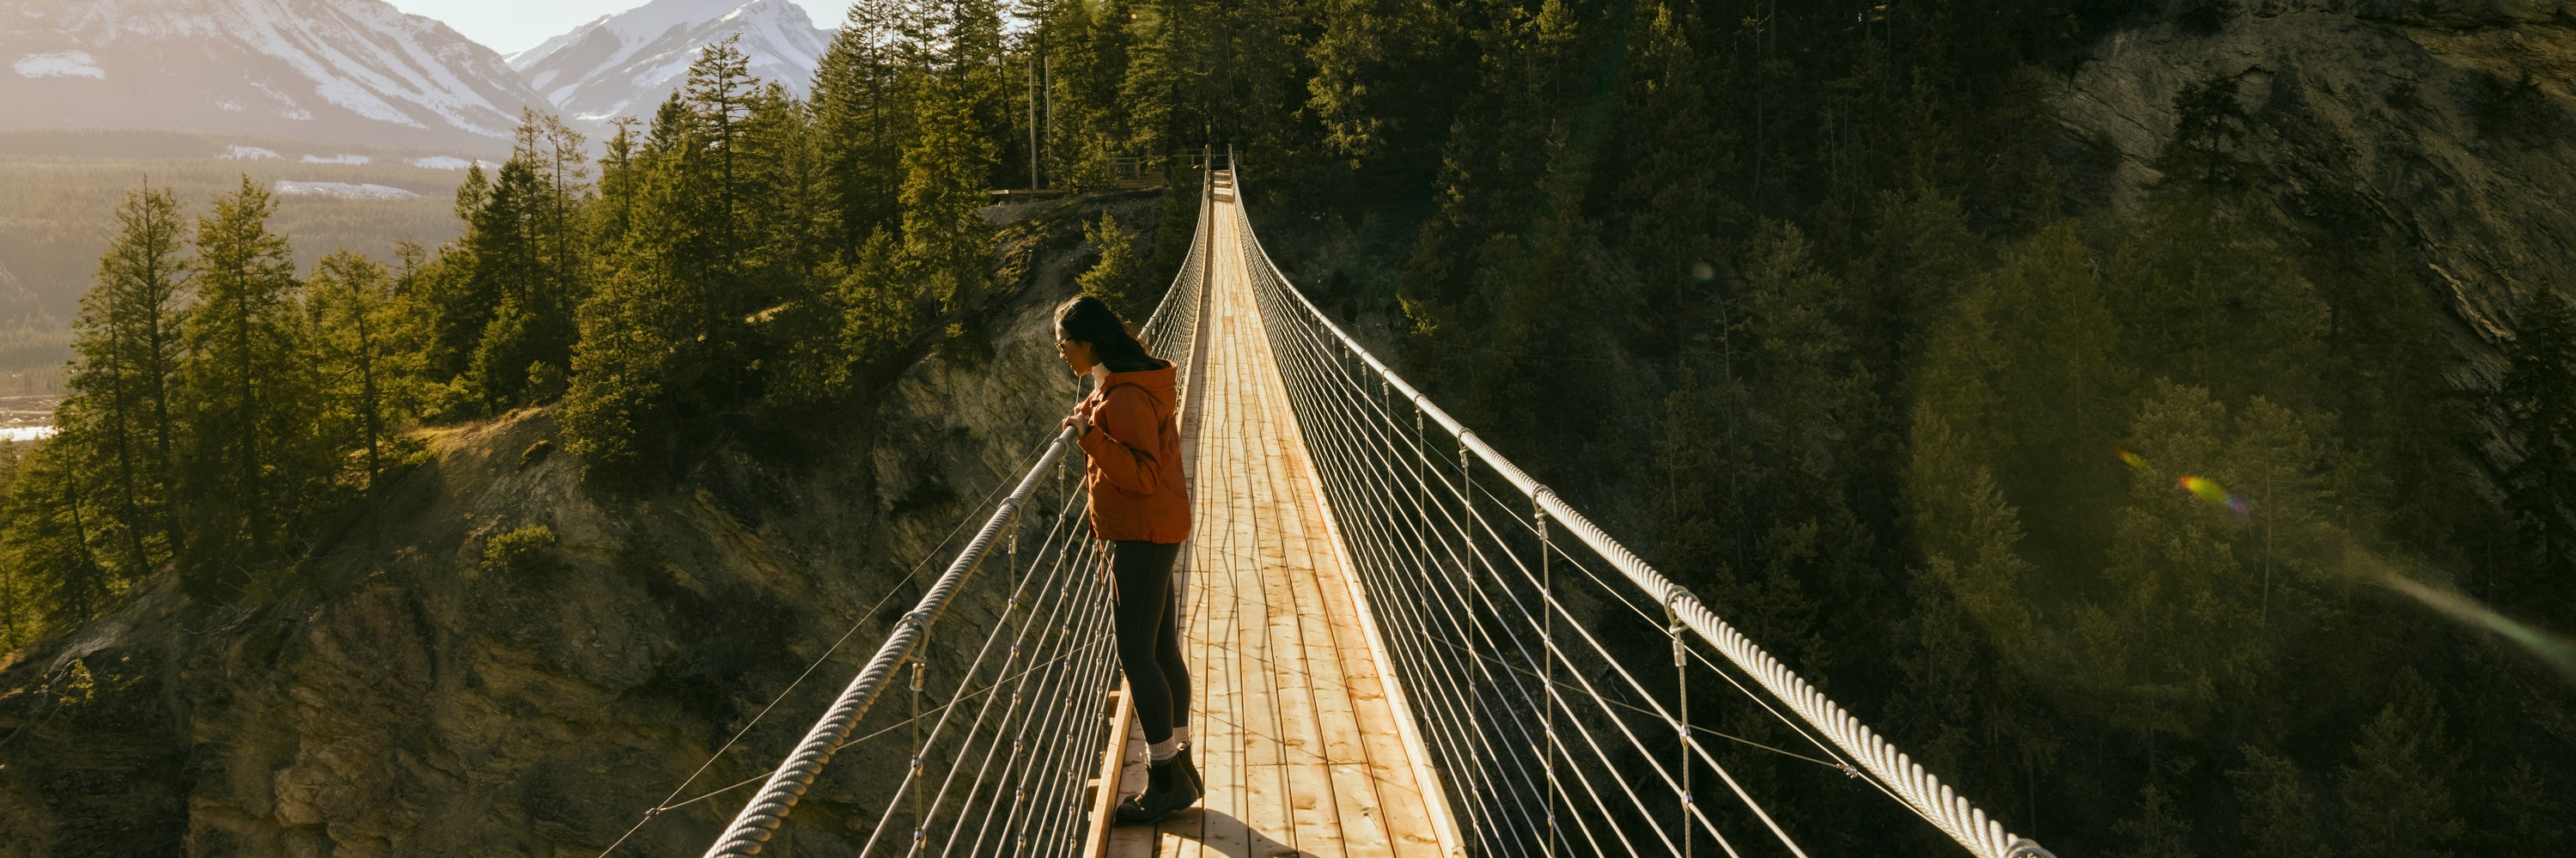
[[385, 1, 857, 55]]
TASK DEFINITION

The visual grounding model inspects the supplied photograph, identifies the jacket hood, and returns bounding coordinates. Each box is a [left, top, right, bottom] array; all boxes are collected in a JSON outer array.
[[1097, 362, 1178, 417]]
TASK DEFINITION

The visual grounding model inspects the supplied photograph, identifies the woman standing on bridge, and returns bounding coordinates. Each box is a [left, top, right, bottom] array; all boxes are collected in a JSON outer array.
[[1056, 295, 1203, 824]]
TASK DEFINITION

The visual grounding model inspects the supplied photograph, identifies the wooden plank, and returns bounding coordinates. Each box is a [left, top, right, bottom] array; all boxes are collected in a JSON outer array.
[[1198, 299, 1258, 857], [1255, 328, 1379, 858], [1221, 232, 1295, 853], [1227, 224, 1349, 858], [1258, 326, 1465, 856], [1083, 685, 1141, 858], [1226, 188, 1462, 858]]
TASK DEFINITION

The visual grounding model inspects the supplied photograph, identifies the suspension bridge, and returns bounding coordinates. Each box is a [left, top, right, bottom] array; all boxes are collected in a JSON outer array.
[[642, 155, 2055, 858]]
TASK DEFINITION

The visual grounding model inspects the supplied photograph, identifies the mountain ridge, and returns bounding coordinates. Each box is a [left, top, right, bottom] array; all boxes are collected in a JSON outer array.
[[509, 0, 831, 125], [0, 0, 545, 150], [0, 0, 837, 151]]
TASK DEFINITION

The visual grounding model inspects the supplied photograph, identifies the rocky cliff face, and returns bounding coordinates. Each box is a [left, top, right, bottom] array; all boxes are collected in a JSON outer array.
[[0, 192, 1166, 857], [2055, 0, 2576, 380]]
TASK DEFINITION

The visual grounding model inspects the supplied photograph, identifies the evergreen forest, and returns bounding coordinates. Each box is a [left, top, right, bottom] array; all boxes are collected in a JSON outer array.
[[3, 1, 2573, 855]]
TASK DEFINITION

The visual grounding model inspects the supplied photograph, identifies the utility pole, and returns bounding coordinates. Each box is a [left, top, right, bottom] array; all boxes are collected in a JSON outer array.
[[1042, 55, 1053, 180], [1028, 52, 1040, 189]]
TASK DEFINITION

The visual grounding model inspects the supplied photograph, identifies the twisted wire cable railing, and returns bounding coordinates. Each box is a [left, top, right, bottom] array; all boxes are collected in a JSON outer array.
[[1227, 163, 2052, 858], [698, 165, 1215, 858]]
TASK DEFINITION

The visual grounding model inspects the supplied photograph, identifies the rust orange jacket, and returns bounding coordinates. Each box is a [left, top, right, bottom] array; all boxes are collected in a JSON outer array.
[[1075, 362, 1191, 544]]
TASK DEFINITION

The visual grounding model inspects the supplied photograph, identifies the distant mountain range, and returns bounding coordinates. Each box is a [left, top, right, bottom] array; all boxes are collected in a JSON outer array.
[[0, 0, 836, 152], [511, 0, 830, 126]]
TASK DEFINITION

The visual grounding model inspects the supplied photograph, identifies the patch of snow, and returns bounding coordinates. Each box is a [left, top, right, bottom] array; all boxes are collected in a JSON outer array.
[[1, 427, 57, 443], [13, 51, 104, 80], [217, 100, 246, 113], [410, 155, 482, 169], [301, 154, 371, 165], [222, 145, 283, 161], [516, 0, 830, 118], [272, 180, 420, 200]]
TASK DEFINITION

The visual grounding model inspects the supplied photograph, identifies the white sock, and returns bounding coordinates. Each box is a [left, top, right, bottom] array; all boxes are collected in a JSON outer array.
[[1171, 725, 1191, 749], [1148, 737, 1181, 762]]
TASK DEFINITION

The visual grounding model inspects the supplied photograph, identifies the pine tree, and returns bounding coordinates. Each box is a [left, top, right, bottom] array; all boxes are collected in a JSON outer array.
[[1044, 0, 1133, 191], [460, 113, 590, 409], [564, 45, 775, 480], [178, 177, 320, 596], [58, 186, 191, 571], [902, 68, 999, 316], [1118, 0, 1183, 166], [308, 251, 412, 493], [837, 228, 920, 376], [687, 35, 759, 271], [2229, 746, 2329, 858], [0, 438, 26, 648], [2500, 289, 2576, 606], [464, 155, 545, 406], [2336, 672, 2463, 858], [2108, 780, 2198, 858], [815, 0, 917, 252], [1077, 212, 1146, 314], [740, 82, 844, 412], [0, 447, 113, 628]]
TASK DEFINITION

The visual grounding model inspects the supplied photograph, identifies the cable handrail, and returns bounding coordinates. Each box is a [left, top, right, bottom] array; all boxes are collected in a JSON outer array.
[[1227, 160, 2053, 858]]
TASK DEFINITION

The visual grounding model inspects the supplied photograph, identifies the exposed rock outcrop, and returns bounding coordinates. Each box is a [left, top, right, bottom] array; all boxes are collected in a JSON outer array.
[[2055, 0, 2576, 379]]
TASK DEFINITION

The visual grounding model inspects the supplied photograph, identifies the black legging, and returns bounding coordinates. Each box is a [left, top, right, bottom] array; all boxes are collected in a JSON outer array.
[[1111, 540, 1189, 744]]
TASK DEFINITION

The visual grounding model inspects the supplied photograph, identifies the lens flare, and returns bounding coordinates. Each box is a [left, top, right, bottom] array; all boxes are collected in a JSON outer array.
[[2116, 449, 2151, 474], [2377, 571, 2576, 682], [1690, 261, 1717, 282], [2176, 475, 2252, 514]]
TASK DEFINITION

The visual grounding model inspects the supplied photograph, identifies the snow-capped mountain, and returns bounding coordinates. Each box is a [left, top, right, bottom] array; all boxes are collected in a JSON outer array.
[[509, 0, 831, 126], [0, 0, 542, 149]]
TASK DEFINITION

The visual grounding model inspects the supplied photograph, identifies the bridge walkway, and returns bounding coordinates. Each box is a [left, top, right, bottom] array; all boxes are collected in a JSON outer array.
[[1083, 173, 1459, 858]]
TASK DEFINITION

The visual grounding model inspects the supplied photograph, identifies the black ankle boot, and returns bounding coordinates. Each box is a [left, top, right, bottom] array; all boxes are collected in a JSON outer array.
[[1173, 745, 1203, 797], [1114, 750, 1203, 824]]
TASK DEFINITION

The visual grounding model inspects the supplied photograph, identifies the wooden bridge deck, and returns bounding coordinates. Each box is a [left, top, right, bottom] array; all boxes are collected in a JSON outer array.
[[1082, 174, 1461, 858]]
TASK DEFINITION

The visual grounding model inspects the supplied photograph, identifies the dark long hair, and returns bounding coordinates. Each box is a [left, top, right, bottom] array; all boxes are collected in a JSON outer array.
[[1055, 295, 1161, 373]]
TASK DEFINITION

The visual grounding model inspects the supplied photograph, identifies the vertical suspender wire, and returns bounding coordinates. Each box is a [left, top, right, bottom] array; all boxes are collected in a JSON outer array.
[[1539, 504, 1556, 858], [947, 526, 1039, 858], [1253, 269, 1544, 856], [881, 467, 1103, 857], [1675, 599, 1693, 858], [928, 494, 1088, 856], [697, 432, 1070, 858], [942, 518, 1102, 850], [1269, 286, 1757, 856]]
